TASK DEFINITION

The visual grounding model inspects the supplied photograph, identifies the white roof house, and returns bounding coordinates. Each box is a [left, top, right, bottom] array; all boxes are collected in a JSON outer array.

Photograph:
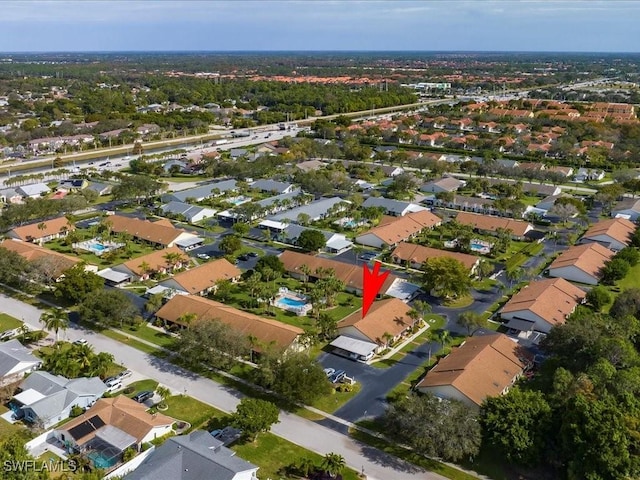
[[0, 340, 42, 386], [161, 201, 217, 223], [362, 197, 427, 217], [16, 183, 51, 198]]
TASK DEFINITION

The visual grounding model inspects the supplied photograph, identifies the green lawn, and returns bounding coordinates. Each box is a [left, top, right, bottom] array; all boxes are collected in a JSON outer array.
[[616, 262, 640, 290], [232, 432, 360, 480], [152, 394, 220, 430], [0, 313, 23, 332], [0, 406, 28, 441], [122, 323, 176, 348], [443, 294, 474, 308], [121, 379, 159, 397], [308, 383, 362, 414], [100, 328, 163, 355]]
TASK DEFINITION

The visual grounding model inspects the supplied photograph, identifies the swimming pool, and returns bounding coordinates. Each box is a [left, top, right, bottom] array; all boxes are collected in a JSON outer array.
[[277, 297, 307, 308], [92, 243, 106, 252], [87, 451, 118, 469]]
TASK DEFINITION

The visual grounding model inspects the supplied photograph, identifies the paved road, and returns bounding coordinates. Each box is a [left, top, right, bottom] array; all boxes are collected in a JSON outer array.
[[0, 293, 445, 480]]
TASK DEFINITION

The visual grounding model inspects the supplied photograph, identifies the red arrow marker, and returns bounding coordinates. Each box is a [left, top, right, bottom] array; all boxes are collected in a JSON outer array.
[[362, 261, 390, 319]]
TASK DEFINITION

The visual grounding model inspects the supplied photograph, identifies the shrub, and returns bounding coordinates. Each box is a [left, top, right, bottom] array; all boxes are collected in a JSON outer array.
[[70, 405, 84, 417]]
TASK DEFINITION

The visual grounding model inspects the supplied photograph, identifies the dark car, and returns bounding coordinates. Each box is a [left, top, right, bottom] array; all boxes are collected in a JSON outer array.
[[238, 254, 250, 261], [132, 391, 154, 403], [247, 252, 259, 258]]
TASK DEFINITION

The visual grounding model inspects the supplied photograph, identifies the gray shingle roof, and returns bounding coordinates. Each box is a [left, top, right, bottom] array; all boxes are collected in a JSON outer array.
[[256, 189, 302, 208], [251, 179, 293, 194], [125, 430, 257, 480], [269, 197, 347, 223], [163, 180, 237, 202], [0, 339, 40, 377]]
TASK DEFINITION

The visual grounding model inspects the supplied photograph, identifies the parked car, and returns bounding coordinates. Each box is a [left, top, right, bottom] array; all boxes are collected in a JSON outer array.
[[106, 381, 122, 393], [323, 368, 335, 378], [104, 377, 119, 386], [117, 369, 132, 380], [73, 339, 88, 346], [360, 252, 378, 261], [132, 391, 154, 403], [196, 253, 210, 260], [247, 252, 259, 258], [329, 370, 346, 384], [238, 254, 250, 261]]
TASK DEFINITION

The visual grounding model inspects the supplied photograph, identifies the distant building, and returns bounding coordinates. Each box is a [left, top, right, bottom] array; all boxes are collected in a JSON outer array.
[[7, 217, 75, 244], [547, 243, 615, 285], [579, 218, 636, 252]]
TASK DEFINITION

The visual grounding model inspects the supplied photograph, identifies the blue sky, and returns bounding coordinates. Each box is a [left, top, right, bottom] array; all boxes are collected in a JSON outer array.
[[1, 0, 638, 53]]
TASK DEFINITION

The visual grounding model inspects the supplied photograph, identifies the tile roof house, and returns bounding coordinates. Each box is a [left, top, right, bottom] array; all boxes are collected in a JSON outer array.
[[12, 371, 106, 429], [159, 258, 241, 296], [160, 201, 217, 224], [416, 334, 528, 408], [113, 246, 188, 281], [500, 278, 586, 334], [0, 239, 81, 280], [362, 197, 428, 217], [579, 218, 636, 252], [155, 295, 304, 352], [8, 217, 75, 244], [279, 250, 398, 297], [391, 242, 480, 273], [338, 298, 418, 351], [547, 243, 615, 285], [0, 339, 42, 387], [124, 430, 258, 480], [454, 212, 534, 240], [250, 179, 295, 194], [55, 396, 173, 464], [161, 180, 237, 203], [420, 177, 466, 194], [107, 215, 201, 249], [355, 211, 442, 249]]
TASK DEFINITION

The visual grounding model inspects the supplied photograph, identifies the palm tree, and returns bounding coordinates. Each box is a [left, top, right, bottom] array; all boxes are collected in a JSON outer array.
[[322, 453, 346, 478], [164, 252, 186, 270], [156, 385, 171, 408], [39, 309, 69, 342], [73, 344, 95, 371], [138, 261, 153, 279], [177, 312, 197, 329], [437, 330, 450, 348], [300, 264, 312, 287], [297, 457, 316, 477]]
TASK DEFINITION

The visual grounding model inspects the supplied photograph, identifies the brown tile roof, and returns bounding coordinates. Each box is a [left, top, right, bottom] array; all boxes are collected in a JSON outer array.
[[500, 278, 585, 327], [168, 258, 241, 294], [9, 217, 74, 241], [548, 243, 615, 279], [455, 212, 532, 237], [155, 295, 303, 349], [59, 396, 173, 446], [121, 246, 186, 277], [107, 215, 185, 246], [391, 242, 479, 271], [357, 210, 441, 246], [338, 298, 415, 344], [581, 218, 636, 248], [278, 250, 397, 293], [416, 334, 527, 406], [0, 239, 80, 277]]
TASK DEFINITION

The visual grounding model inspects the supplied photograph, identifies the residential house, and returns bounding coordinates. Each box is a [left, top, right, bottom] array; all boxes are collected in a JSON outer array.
[[391, 242, 480, 273], [355, 210, 442, 249], [136, 123, 161, 136], [159, 259, 241, 296], [107, 215, 203, 250], [112, 246, 187, 282], [229, 148, 248, 159], [496, 159, 519, 169], [579, 218, 636, 252], [160, 201, 217, 224], [611, 198, 640, 222], [161, 180, 237, 203], [362, 197, 428, 217], [7, 217, 75, 244], [268, 197, 348, 223], [380, 165, 404, 177], [420, 177, 466, 194], [0, 187, 23, 204], [573, 168, 606, 183], [266, 223, 353, 254], [278, 250, 399, 297], [426, 194, 498, 215], [16, 183, 51, 199], [55, 396, 173, 465], [547, 243, 615, 285], [500, 278, 586, 335], [250, 179, 295, 194], [0, 239, 81, 280], [454, 212, 534, 240], [295, 160, 327, 172], [546, 166, 574, 177], [535, 194, 565, 212], [337, 298, 418, 352], [87, 181, 113, 196], [124, 430, 258, 480], [155, 295, 304, 352], [58, 179, 89, 191], [0, 340, 42, 387], [416, 334, 528, 409], [254, 189, 303, 216], [12, 371, 106, 429], [163, 160, 188, 174]]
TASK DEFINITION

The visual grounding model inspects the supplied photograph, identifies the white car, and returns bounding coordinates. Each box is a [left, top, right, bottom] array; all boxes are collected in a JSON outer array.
[[196, 253, 210, 260], [73, 339, 88, 346], [117, 369, 132, 380]]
